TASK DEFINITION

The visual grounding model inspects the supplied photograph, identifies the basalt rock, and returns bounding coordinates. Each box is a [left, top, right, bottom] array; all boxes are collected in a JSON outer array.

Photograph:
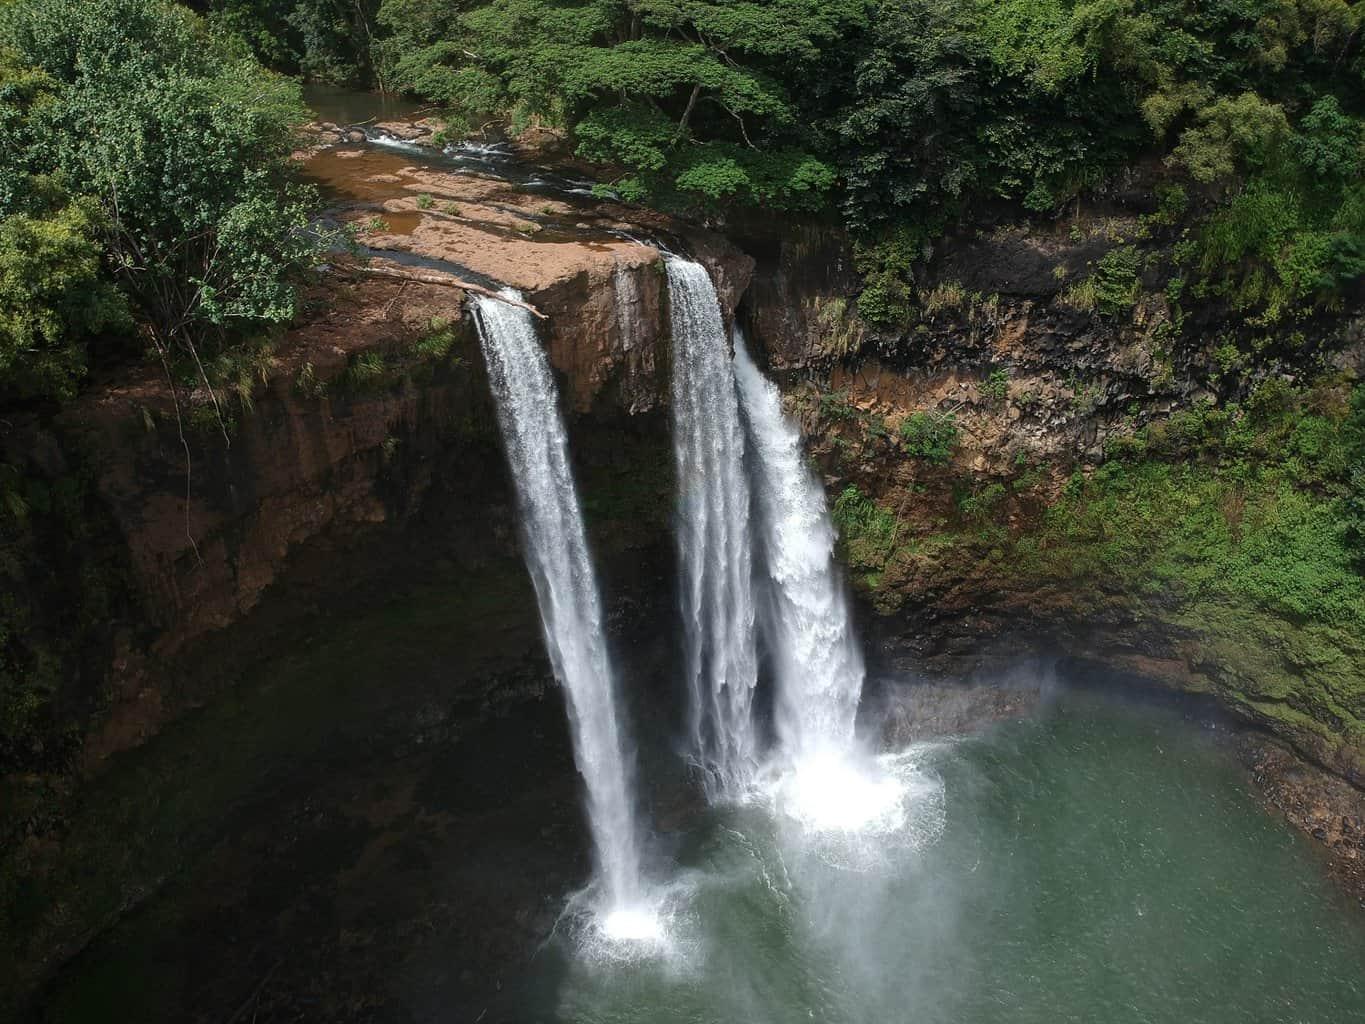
[[732, 199, 1365, 797], [9, 146, 751, 776]]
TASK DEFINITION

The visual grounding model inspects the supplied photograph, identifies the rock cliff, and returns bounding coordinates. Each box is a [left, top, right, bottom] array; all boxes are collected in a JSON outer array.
[[3, 131, 1362, 1016]]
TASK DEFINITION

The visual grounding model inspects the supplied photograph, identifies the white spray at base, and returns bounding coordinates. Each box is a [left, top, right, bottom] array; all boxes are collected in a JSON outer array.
[[664, 257, 759, 800], [472, 290, 652, 937]]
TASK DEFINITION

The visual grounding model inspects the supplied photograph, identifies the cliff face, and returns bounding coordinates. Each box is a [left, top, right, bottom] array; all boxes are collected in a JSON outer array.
[[1, 165, 753, 1006], [51, 278, 491, 763], [4, 136, 1363, 1011], [733, 208, 1365, 790]]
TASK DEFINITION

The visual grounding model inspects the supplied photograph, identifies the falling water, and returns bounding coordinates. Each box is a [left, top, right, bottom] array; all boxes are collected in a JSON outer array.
[[472, 290, 642, 915], [665, 257, 759, 799], [733, 331, 864, 760]]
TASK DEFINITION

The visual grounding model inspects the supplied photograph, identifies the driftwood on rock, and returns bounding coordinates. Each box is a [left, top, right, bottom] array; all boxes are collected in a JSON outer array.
[[343, 263, 549, 319]]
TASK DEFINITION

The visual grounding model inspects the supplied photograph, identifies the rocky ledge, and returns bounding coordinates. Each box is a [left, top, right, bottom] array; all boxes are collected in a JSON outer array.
[[303, 133, 750, 412]]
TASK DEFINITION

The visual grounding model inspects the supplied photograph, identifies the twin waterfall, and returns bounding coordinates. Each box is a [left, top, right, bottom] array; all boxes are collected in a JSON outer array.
[[472, 291, 642, 915], [733, 332, 865, 761], [665, 259, 760, 798], [665, 257, 864, 790], [473, 259, 867, 929]]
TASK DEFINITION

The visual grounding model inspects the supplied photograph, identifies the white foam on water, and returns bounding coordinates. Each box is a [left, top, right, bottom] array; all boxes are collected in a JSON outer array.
[[759, 746, 947, 871], [561, 881, 703, 971], [445, 140, 513, 159], [600, 905, 666, 944], [364, 131, 428, 154], [777, 750, 909, 835]]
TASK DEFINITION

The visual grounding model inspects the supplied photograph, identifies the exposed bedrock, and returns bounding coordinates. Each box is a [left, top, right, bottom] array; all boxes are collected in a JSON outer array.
[[729, 209, 1364, 792]]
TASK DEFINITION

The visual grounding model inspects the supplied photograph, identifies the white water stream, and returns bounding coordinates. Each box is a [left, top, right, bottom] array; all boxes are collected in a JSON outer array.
[[665, 257, 760, 799], [472, 290, 645, 928]]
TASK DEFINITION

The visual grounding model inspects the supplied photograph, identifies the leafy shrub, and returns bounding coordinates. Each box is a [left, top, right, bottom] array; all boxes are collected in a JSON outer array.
[[0, 200, 127, 401], [412, 316, 460, 361], [982, 368, 1010, 404], [899, 411, 959, 464], [832, 484, 897, 570], [1062, 246, 1142, 317], [341, 349, 390, 391], [958, 482, 1007, 521], [819, 390, 858, 422]]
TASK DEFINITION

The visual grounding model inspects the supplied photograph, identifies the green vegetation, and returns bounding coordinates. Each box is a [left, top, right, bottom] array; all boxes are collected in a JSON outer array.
[[899, 410, 959, 463], [1060, 245, 1142, 317], [412, 315, 460, 360], [199, 0, 386, 86], [1031, 382, 1363, 622], [0, 0, 321, 404], [819, 389, 859, 422], [982, 368, 1010, 404], [333, 315, 468, 393], [846, 378, 1365, 765], [296, 0, 1361, 325], [1024, 386, 1365, 760], [832, 483, 896, 579]]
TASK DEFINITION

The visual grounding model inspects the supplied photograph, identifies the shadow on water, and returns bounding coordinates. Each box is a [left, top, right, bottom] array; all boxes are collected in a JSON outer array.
[[301, 84, 428, 127]]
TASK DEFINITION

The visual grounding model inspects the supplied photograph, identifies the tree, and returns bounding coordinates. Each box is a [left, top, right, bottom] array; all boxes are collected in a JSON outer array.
[[0, 0, 322, 403], [385, 0, 865, 210], [0, 201, 128, 403]]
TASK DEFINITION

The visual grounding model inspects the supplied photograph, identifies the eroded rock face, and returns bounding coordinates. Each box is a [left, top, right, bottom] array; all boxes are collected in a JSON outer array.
[[732, 210, 1365, 792], [56, 278, 494, 761], [25, 140, 754, 771]]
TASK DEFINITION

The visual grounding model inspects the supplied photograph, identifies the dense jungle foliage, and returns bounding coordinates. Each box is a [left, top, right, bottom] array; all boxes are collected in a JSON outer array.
[[0, 0, 320, 406], [1, 0, 1363, 402], [191, 0, 1365, 328]]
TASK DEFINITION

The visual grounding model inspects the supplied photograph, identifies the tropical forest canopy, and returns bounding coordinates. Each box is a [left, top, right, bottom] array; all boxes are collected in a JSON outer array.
[[0, 0, 1363, 400], [198, 0, 1365, 318], [0, 0, 318, 403]]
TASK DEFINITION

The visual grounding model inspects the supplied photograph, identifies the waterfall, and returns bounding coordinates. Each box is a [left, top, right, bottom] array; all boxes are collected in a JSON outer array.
[[472, 290, 641, 911], [733, 330, 864, 761], [665, 257, 759, 799]]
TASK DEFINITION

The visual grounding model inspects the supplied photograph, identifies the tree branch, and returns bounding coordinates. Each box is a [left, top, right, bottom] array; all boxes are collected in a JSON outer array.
[[673, 84, 702, 144]]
